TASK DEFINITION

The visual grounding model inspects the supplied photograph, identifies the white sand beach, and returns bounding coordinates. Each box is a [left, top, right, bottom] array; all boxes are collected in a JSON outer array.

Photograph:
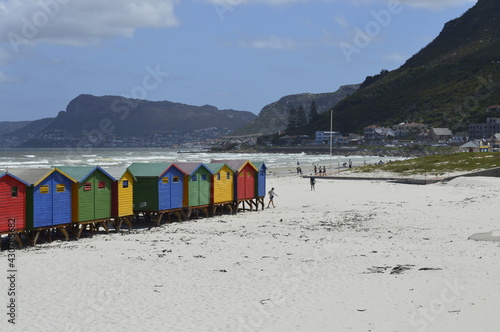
[[1, 173, 499, 332]]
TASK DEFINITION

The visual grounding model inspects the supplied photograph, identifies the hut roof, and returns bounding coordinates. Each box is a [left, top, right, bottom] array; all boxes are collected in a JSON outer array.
[[459, 141, 481, 148], [55, 166, 115, 182], [8, 168, 76, 186], [252, 161, 267, 171], [102, 166, 137, 182], [205, 163, 235, 174], [211, 160, 257, 172], [128, 162, 172, 177], [174, 162, 213, 175], [433, 128, 453, 136], [0, 172, 30, 186]]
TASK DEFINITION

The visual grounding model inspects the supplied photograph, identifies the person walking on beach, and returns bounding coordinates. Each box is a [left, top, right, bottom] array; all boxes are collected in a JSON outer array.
[[267, 187, 277, 208], [314, 165, 317, 175], [310, 176, 316, 191]]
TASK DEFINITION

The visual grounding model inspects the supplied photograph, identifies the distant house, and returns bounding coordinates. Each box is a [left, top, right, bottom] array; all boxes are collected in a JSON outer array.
[[392, 122, 427, 138], [452, 132, 467, 143], [458, 140, 480, 152], [364, 125, 395, 141], [458, 140, 486, 152], [431, 128, 453, 141], [315, 131, 342, 144], [491, 133, 500, 143], [487, 105, 500, 112], [469, 117, 500, 139]]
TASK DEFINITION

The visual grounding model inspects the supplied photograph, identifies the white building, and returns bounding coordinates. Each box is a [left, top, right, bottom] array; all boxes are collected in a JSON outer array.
[[315, 131, 343, 144]]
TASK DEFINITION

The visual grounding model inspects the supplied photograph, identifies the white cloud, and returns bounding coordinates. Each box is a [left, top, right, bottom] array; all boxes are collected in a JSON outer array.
[[397, 0, 477, 11], [208, 0, 308, 4], [240, 36, 298, 50], [206, 0, 478, 12], [0, 0, 178, 47]]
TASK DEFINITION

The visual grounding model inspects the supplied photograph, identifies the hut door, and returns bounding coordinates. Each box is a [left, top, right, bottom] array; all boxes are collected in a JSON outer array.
[[52, 174, 71, 226], [35, 181, 53, 227]]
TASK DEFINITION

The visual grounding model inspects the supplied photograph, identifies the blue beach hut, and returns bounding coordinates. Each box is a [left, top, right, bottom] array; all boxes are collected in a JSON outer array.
[[10, 168, 76, 230], [128, 162, 186, 224]]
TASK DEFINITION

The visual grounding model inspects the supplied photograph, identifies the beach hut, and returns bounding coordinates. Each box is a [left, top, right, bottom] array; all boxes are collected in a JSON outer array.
[[128, 162, 186, 225], [0, 173, 28, 243], [8, 168, 76, 244], [55, 166, 115, 238], [252, 161, 267, 210], [205, 163, 235, 214], [103, 166, 136, 231], [174, 162, 214, 218], [211, 160, 258, 210]]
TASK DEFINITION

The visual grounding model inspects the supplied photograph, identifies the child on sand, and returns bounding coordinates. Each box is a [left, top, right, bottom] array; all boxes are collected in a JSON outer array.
[[267, 188, 277, 208]]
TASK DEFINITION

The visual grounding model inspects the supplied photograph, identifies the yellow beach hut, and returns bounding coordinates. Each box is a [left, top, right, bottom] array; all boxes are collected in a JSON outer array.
[[104, 166, 136, 231], [205, 163, 235, 213]]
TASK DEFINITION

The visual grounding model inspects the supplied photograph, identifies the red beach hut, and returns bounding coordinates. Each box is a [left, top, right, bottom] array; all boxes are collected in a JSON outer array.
[[0, 172, 29, 234]]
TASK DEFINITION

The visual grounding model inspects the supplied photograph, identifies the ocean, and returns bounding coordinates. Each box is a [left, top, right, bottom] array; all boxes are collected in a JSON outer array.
[[0, 148, 402, 171]]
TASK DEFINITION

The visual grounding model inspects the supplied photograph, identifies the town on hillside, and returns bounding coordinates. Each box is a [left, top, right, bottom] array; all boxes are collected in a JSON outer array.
[[248, 105, 500, 153]]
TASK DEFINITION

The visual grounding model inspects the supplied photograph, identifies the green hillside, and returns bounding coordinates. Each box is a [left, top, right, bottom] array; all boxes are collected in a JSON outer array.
[[305, 0, 500, 135], [356, 152, 500, 175]]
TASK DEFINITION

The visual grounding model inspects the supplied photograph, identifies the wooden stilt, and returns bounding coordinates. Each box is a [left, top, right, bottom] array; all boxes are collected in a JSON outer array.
[[14, 234, 23, 248], [57, 227, 70, 241], [124, 217, 133, 231]]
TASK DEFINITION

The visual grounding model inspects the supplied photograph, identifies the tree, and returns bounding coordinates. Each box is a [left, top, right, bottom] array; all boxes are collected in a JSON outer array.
[[287, 108, 297, 131], [297, 105, 307, 126], [309, 101, 319, 123]]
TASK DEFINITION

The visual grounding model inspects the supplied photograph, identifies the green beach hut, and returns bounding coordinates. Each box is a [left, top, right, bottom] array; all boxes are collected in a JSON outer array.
[[174, 162, 213, 212], [55, 166, 115, 223]]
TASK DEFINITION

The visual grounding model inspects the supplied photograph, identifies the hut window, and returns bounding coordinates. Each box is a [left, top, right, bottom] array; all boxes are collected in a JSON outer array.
[[84, 182, 92, 191], [40, 185, 50, 194], [173, 176, 179, 183], [162, 177, 169, 184], [260, 171, 264, 176], [201, 174, 207, 181], [122, 180, 129, 188], [239, 172, 244, 177], [226, 172, 231, 180], [192, 175, 197, 182], [11, 186, 18, 198], [98, 181, 106, 189], [56, 184, 65, 192], [217, 173, 221, 180]]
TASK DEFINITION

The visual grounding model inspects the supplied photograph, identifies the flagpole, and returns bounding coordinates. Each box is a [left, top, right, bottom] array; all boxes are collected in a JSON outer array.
[[329, 108, 333, 175]]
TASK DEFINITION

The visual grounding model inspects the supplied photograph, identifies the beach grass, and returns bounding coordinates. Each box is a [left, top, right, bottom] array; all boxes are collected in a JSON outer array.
[[354, 152, 500, 175]]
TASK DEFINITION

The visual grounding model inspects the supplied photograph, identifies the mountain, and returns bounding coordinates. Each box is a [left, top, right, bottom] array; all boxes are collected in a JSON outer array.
[[230, 84, 359, 136], [14, 94, 256, 148], [0, 121, 32, 135], [307, 0, 500, 135]]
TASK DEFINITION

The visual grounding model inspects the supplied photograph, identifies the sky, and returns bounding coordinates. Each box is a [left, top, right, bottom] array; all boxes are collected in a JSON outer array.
[[0, 0, 478, 121]]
